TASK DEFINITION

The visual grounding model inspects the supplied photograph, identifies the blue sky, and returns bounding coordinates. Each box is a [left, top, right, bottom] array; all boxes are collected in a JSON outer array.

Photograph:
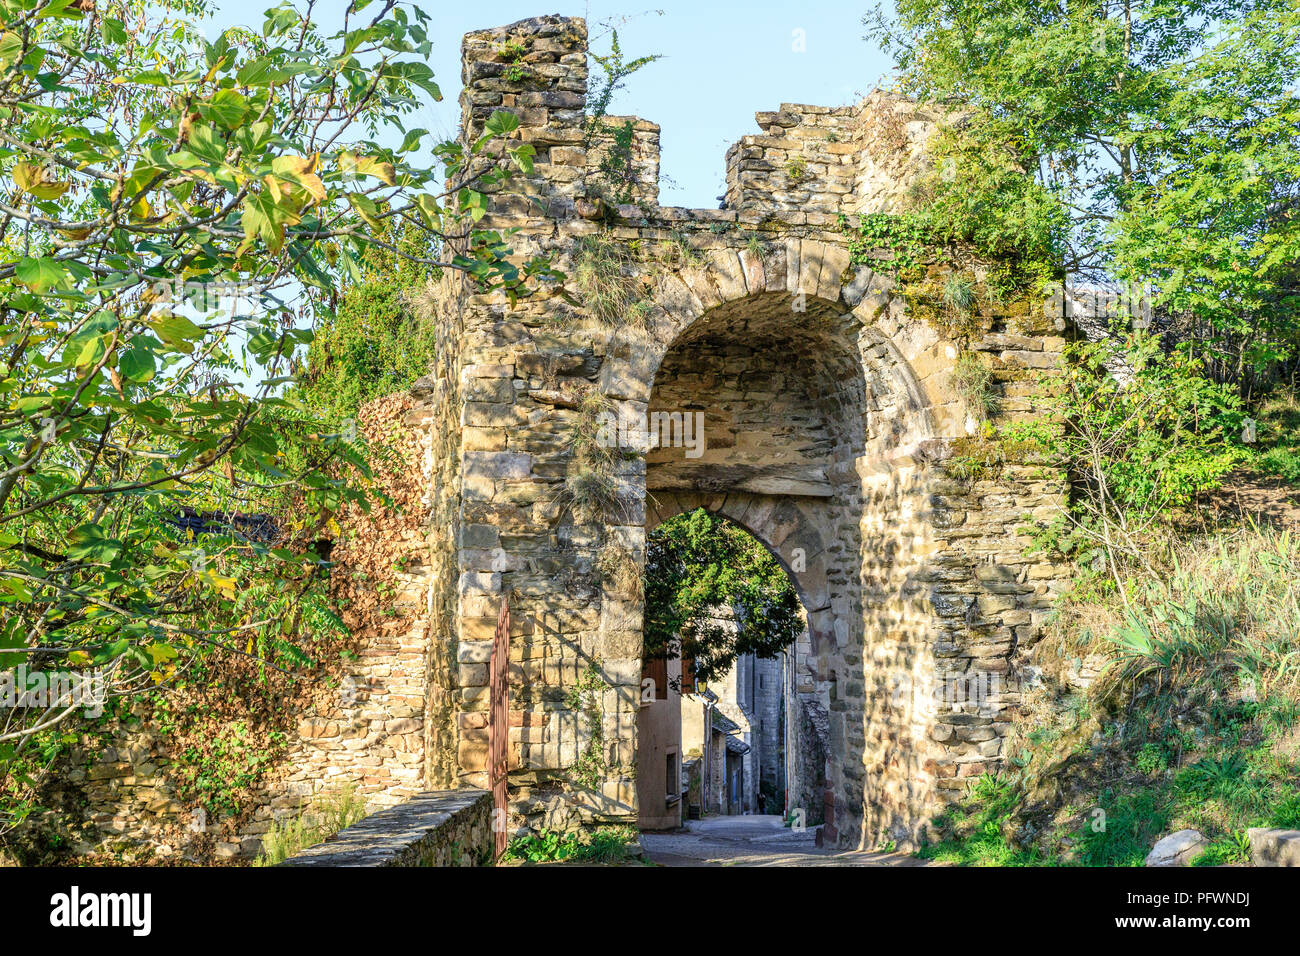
[[208, 1, 899, 209]]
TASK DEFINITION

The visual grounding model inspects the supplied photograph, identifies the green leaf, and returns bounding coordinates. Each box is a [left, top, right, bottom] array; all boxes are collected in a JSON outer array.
[[151, 313, 205, 353], [15, 257, 66, 293], [484, 110, 520, 137], [67, 524, 123, 565], [119, 344, 156, 383], [0, 32, 22, 69], [204, 89, 249, 129]]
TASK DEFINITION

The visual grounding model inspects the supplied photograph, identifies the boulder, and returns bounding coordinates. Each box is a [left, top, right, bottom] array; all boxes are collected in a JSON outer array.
[[1145, 829, 1206, 867], [1247, 828, 1300, 867]]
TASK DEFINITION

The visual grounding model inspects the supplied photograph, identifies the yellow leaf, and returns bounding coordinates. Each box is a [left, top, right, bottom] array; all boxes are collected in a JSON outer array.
[[339, 151, 396, 186], [272, 153, 327, 203], [199, 567, 238, 599], [348, 192, 382, 230], [14, 161, 71, 200]]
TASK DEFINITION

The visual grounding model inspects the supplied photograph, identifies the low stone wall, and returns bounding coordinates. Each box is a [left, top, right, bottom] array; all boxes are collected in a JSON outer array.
[[279, 790, 493, 867]]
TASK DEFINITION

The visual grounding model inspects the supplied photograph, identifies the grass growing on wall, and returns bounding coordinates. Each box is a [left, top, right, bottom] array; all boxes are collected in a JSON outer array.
[[253, 785, 369, 866]]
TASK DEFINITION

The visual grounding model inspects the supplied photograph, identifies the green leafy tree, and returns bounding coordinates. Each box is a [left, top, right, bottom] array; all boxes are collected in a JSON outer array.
[[867, 0, 1300, 386], [643, 509, 803, 684], [297, 220, 435, 423], [1021, 331, 1247, 586], [0, 0, 554, 780]]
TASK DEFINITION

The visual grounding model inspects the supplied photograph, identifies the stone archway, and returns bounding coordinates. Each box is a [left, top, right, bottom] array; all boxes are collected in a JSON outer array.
[[416, 14, 1074, 852], [612, 264, 954, 847], [642, 498, 827, 828]]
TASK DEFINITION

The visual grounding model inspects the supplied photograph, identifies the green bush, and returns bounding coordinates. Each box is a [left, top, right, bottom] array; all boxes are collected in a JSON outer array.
[[1250, 392, 1300, 485], [298, 278, 437, 425], [501, 826, 638, 864]]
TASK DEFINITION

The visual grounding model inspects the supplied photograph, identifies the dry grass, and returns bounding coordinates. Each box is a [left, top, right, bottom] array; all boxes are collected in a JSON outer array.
[[570, 233, 702, 336], [552, 389, 634, 524], [572, 235, 650, 330], [950, 352, 998, 422], [1039, 523, 1300, 707], [253, 784, 369, 866], [598, 542, 643, 600]]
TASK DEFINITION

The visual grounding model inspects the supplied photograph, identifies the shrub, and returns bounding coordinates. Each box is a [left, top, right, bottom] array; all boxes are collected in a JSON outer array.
[[502, 826, 638, 864]]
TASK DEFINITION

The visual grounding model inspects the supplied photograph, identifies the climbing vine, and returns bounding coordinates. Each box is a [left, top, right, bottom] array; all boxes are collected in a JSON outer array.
[[584, 29, 660, 206], [840, 211, 934, 282], [566, 660, 609, 791]]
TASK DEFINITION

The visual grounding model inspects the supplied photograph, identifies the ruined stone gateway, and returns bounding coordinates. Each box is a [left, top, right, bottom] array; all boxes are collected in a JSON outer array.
[[378, 14, 1076, 851]]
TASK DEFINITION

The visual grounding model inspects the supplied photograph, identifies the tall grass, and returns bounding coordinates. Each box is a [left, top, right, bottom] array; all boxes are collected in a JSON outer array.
[[253, 785, 369, 866], [1056, 523, 1300, 704], [927, 525, 1300, 866]]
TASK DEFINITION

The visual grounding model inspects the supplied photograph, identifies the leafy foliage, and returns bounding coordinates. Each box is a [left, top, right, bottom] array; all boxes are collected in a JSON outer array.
[[1020, 332, 1247, 571], [867, 0, 1300, 387], [502, 825, 638, 864], [644, 509, 802, 684], [0, 0, 552, 784], [297, 224, 436, 424]]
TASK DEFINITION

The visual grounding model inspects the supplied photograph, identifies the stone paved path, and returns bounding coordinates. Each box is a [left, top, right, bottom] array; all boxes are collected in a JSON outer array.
[[639, 814, 935, 867]]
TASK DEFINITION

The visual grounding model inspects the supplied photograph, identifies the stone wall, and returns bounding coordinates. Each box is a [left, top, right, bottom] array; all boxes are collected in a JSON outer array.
[[589, 115, 661, 207], [724, 104, 858, 213], [753, 654, 785, 813], [723, 92, 949, 218], [279, 789, 492, 867], [417, 14, 1076, 851]]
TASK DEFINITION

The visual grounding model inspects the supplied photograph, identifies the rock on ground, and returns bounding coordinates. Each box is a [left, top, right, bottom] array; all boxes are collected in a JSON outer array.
[[1145, 829, 1207, 867]]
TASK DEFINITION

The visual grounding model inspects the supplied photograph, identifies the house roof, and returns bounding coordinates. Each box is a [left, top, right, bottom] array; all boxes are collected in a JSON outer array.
[[710, 709, 750, 754], [711, 709, 741, 734]]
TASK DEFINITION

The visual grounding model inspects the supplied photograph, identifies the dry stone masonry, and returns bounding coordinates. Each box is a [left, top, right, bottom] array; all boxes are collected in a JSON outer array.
[[279, 789, 492, 867], [402, 14, 1074, 850]]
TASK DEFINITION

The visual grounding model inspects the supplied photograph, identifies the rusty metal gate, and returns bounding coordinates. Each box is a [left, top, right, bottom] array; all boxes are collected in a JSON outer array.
[[488, 595, 510, 859]]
